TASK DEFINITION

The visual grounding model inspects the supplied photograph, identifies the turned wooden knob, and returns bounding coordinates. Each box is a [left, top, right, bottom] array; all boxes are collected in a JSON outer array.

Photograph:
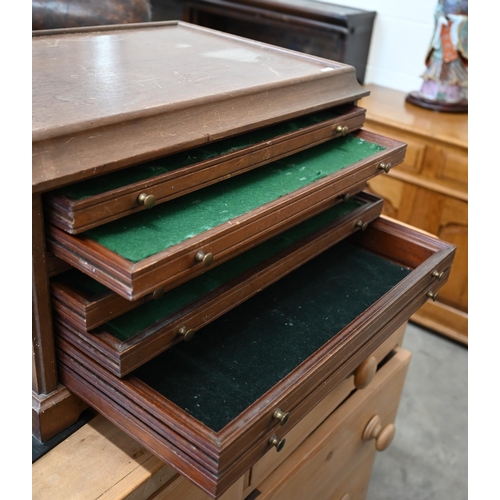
[[353, 356, 377, 389], [195, 250, 213, 267], [137, 192, 156, 209], [362, 415, 396, 451]]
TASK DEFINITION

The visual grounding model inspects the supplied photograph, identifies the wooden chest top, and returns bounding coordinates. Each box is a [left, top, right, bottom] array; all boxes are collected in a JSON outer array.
[[32, 21, 367, 193]]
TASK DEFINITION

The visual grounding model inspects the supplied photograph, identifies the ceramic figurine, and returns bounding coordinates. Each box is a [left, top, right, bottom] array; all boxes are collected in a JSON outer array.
[[406, 0, 468, 112]]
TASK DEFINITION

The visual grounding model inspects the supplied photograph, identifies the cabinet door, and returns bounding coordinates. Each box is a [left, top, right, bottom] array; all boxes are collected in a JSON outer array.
[[248, 348, 411, 500], [366, 176, 467, 315]]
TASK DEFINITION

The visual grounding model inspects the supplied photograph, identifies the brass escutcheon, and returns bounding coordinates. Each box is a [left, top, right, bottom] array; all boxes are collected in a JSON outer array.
[[273, 408, 290, 426], [195, 250, 213, 267], [137, 193, 156, 209], [269, 434, 286, 452], [378, 162, 392, 173], [178, 326, 195, 342]]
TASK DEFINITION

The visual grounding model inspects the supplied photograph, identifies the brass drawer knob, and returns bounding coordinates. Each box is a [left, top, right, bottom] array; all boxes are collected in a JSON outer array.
[[137, 193, 156, 209], [362, 415, 396, 451], [353, 356, 377, 389], [269, 434, 286, 452], [432, 270, 444, 280], [178, 326, 195, 342], [427, 291, 439, 302], [356, 220, 369, 231], [195, 251, 213, 267], [273, 408, 290, 426], [335, 125, 349, 136], [378, 162, 392, 173], [341, 192, 351, 202]]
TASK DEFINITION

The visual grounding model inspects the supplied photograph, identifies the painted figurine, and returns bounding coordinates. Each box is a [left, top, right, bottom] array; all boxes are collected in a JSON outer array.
[[407, 0, 468, 112]]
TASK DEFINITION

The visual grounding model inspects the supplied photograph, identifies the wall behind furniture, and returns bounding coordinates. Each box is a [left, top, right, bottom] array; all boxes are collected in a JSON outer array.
[[321, 0, 438, 93]]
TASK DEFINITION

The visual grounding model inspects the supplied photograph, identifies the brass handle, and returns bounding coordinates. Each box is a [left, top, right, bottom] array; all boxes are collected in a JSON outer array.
[[137, 193, 156, 209], [432, 270, 444, 280], [362, 415, 396, 451], [378, 162, 392, 173], [427, 291, 439, 302], [273, 408, 290, 426], [335, 125, 349, 136], [152, 287, 164, 300], [269, 434, 286, 452], [178, 326, 195, 342], [353, 356, 377, 389], [356, 220, 369, 231], [195, 251, 213, 267]]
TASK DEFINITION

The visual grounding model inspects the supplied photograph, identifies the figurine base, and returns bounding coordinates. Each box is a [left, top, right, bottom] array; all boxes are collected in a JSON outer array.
[[406, 91, 468, 113]]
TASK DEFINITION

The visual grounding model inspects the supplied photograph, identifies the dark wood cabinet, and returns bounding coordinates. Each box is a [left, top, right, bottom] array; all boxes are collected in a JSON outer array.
[[32, 21, 455, 499], [181, 0, 376, 83]]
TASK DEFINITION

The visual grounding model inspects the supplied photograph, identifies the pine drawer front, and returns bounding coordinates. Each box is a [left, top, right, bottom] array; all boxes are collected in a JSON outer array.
[[52, 193, 383, 376], [47, 129, 406, 302], [56, 218, 453, 498], [45, 106, 366, 234], [251, 348, 411, 500]]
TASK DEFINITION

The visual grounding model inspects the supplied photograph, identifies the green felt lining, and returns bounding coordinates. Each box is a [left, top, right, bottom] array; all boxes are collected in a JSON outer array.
[[133, 241, 411, 432], [59, 108, 343, 200], [84, 135, 385, 262], [99, 199, 362, 341]]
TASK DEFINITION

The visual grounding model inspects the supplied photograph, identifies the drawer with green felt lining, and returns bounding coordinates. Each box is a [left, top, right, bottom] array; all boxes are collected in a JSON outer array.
[[47, 129, 406, 302], [56, 217, 455, 499], [53, 192, 383, 376], [45, 105, 366, 234]]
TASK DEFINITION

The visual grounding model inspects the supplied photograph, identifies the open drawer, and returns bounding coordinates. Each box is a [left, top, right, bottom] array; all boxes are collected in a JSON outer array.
[[45, 105, 366, 234], [56, 217, 455, 498], [47, 129, 406, 301], [53, 192, 383, 376]]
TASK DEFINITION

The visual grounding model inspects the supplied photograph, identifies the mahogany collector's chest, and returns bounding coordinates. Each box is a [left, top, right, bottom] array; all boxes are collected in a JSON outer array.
[[32, 21, 455, 499]]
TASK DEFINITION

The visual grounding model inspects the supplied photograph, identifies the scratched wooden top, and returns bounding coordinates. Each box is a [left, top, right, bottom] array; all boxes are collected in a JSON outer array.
[[32, 21, 367, 192]]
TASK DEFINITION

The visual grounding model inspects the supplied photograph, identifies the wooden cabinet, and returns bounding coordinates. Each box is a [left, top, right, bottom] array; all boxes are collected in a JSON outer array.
[[33, 327, 410, 500], [359, 85, 468, 345], [32, 22, 455, 500], [181, 0, 376, 84]]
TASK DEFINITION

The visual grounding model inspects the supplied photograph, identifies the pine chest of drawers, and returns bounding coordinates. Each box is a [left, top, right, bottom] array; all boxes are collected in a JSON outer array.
[[32, 21, 455, 499]]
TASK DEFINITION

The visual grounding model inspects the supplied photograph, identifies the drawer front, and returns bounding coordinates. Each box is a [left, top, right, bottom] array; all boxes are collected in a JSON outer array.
[[46, 129, 407, 301], [56, 218, 454, 498], [250, 348, 411, 500], [46, 106, 366, 234], [53, 194, 383, 376]]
